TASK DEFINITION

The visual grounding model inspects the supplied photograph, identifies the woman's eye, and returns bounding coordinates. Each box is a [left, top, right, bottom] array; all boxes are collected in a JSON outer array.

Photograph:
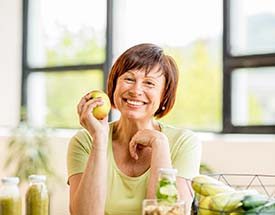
[[124, 77, 134, 82], [145, 81, 155, 86]]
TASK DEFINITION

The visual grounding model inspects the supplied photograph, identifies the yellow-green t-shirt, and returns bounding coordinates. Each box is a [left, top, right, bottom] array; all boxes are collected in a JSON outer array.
[[67, 121, 201, 215]]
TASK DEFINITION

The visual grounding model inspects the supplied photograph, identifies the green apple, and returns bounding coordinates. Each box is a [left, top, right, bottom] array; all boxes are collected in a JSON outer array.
[[89, 90, 111, 120]]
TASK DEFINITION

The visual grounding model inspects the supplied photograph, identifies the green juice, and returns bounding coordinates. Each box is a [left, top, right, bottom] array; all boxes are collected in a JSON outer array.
[[156, 177, 178, 204], [26, 184, 48, 215], [0, 196, 21, 215], [156, 168, 179, 204]]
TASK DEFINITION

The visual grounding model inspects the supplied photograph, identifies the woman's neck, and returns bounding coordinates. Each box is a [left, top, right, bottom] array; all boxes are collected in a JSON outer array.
[[112, 118, 159, 145]]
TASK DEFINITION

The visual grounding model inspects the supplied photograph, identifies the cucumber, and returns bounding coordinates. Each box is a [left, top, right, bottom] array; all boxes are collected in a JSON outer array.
[[245, 200, 275, 215], [242, 194, 269, 210], [156, 178, 178, 204]]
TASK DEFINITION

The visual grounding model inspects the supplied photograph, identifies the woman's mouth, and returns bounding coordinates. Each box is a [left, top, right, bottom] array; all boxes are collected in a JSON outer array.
[[124, 99, 146, 106]]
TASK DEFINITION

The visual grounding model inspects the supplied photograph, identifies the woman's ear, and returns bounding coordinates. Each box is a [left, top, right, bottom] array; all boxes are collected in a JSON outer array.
[[161, 97, 168, 110]]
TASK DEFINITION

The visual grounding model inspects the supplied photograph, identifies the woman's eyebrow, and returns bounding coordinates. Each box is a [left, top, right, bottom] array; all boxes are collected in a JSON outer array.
[[124, 70, 163, 79], [146, 72, 164, 79]]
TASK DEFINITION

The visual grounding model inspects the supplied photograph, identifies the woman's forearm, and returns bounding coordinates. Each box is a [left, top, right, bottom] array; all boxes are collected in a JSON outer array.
[[146, 141, 172, 198], [71, 137, 108, 215]]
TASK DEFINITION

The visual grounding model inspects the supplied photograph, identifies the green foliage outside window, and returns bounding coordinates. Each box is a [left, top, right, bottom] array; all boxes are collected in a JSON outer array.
[[161, 41, 222, 131], [47, 29, 105, 66], [44, 31, 223, 130], [45, 71, 103, 128], [45, 31, 104, 128], [248, 94, 263, 125]]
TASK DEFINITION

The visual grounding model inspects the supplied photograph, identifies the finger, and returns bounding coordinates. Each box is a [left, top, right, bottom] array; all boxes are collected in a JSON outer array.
[[82, 98, 104, 115], [129, 139, 138, 160], [84, 91, 93, 100], [131, 130, 148, 146], [77, 99, 87, 115], [80, 99, 105, 124], [77, 93, 92, 115], [101, 116, 109, 124]]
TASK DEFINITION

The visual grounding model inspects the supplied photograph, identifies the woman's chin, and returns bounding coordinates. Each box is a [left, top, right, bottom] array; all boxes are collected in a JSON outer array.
[[121, 111, 146, 121], [125, 114, 142, 120]]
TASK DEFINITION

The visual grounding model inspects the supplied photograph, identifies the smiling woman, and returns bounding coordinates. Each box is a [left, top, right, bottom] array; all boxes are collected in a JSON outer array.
[[67, 43, 202, 215], [112, 67, 165, 121], [107, 44, 179, 119]]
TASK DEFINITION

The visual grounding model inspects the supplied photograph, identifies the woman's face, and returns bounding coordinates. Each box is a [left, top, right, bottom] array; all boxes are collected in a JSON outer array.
[[113, 66, 166, 121]]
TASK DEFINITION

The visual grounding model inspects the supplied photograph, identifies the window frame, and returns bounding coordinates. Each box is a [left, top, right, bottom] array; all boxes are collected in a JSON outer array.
[[21, 0, 275, 133], [21, 0, 114, 127], [223, 0, 275, 134]]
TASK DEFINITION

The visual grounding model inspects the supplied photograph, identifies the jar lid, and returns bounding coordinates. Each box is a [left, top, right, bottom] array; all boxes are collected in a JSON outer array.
[[28, 174, 47, 182], [1, 176, 20, 185], [158, 168, 178, 175]]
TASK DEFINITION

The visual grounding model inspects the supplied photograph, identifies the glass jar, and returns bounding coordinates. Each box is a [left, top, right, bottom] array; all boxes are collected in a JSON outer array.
[[25, 175, 49, 215], [0, 176, 21, 215], [143, 199, 185, 215], [156, 168, 179, 204]]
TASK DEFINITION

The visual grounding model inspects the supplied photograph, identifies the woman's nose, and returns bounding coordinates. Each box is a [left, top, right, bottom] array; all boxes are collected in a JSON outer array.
[[129, 81, 143, 96]]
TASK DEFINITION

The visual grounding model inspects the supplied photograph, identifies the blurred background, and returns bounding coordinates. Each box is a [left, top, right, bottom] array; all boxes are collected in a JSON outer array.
[[1, 0, 275, 214]]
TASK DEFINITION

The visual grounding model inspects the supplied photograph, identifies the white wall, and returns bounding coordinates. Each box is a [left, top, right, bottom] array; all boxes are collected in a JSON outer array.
[[200, 134, 275, 175], [0, 0, 21, 127]]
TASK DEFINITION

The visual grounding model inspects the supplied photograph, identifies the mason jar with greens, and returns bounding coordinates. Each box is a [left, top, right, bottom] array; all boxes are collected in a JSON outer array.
[[0, 176, 21, 215], [156, 168, 179, 204], [26, 175, 49, 215]]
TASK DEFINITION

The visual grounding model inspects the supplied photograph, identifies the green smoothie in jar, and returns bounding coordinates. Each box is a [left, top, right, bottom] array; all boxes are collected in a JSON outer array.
[[156, 168, 179, 204], [0, 197, 21, 215], [0, 177, 21, 215], [26, 175, 49, 215]]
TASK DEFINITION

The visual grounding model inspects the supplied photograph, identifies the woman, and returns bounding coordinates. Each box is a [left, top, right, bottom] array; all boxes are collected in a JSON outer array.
[[67, 43, 201, 215]]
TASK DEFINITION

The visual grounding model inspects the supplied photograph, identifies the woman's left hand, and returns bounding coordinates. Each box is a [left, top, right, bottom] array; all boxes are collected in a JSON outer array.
[[130, 129, 172, 199], [129, 129, 169, 160]]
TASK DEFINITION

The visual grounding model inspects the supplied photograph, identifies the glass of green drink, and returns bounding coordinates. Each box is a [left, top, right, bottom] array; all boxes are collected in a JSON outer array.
[[25, 175, 49, 215], [0, 177, 21, 215]]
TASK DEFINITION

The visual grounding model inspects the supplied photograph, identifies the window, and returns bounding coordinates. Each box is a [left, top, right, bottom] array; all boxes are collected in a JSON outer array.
[[22, 0, 111, 128], [23, 0, 275, 133], [23, 0, 223, 131], [113, 0, 223, 132], [223, 0, 275, 133]]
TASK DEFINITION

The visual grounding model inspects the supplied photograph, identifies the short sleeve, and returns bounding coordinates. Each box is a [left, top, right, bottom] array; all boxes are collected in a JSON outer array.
[[66, 130, 93, 182], [170, 130, 202, 180]]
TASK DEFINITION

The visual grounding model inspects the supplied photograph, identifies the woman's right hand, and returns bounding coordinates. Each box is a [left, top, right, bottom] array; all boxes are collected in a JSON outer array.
[[77, 92, 109, 142]]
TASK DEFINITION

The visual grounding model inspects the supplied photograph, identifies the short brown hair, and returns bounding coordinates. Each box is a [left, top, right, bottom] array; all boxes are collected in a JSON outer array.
[[107, 43, 179, 119]]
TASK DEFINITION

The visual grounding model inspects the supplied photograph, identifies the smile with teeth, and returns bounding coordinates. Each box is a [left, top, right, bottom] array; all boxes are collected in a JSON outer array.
[[126, 99, 145, 106]]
